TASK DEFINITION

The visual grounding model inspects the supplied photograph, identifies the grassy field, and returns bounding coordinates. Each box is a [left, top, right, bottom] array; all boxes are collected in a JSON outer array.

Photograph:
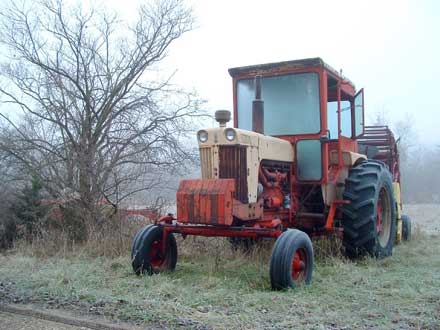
[[0, 205, 439, 329]]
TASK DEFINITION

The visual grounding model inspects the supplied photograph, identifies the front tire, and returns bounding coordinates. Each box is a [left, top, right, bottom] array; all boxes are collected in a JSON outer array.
[[131, 225, 177, 275], [270, 229, 314, 290], [341, 160, 396, 258]]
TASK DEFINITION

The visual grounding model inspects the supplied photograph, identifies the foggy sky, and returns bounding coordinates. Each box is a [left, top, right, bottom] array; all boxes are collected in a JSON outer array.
[[7, 0, 440, 145], [161, 0, 440, 146]]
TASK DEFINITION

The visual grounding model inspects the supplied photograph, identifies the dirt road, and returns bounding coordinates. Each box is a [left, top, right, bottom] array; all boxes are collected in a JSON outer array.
[[0, 305, 146, 330], [0, 310, 90, 330]]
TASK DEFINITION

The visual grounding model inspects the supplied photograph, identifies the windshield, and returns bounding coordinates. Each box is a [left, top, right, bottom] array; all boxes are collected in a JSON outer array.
[[236, 73, 320, 135]]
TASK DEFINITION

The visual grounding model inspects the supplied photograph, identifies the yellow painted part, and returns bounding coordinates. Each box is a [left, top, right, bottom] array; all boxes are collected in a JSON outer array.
[[396, 219, 402, 245], [393, 182, 402, 244]]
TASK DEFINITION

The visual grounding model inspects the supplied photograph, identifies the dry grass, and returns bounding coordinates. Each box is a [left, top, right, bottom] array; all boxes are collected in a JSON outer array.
[[311, 234, 344, 262], [0, 204, 439, 329], [12, 215, 151, 258]]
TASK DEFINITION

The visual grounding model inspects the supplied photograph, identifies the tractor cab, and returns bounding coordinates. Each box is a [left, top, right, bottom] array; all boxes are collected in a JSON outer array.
[[229, 57, 365, 183]]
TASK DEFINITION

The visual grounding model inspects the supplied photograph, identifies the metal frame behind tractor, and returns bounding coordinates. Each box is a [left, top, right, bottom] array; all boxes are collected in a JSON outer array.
[[131, 58, 412, 290]]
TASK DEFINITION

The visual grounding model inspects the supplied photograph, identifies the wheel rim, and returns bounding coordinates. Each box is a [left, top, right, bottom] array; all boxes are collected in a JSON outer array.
[[377, 187, 392, 247], [291, 248, 307, 282], [149, 240, 165, 268]]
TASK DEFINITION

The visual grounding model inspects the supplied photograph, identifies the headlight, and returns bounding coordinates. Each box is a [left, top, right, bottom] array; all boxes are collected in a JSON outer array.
[[197, 130, 208, 143], [224, 128, 236, 141]]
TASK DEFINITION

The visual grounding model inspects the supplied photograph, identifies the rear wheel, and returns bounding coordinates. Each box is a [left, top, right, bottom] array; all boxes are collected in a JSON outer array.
[[270, 229, 314, 290], [401, 214, 412, 241], [131, 225, 177, 275], [341, 160, 396, 258]]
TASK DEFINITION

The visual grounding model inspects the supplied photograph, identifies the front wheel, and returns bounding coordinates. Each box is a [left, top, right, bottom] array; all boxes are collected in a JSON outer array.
[[270, 229, 314, 290], [131, 225, 177, 275]]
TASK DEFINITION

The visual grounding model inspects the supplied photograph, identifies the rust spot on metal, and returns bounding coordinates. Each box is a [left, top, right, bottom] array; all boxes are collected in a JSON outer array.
[[176, 179, 235, 225]]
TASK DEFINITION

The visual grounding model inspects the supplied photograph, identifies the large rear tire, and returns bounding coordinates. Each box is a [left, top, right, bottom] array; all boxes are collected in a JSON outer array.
[[270, 229, 314, 290], [341, 160, 396, 258], [131, 225, 177, 275]]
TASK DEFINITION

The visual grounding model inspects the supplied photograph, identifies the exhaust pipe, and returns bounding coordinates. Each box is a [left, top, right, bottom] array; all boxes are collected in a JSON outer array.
[[252, 75, 264, 134]]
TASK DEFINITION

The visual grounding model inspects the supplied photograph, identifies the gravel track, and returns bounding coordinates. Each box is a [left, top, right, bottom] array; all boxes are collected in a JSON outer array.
[[0, 304, 149, 330]]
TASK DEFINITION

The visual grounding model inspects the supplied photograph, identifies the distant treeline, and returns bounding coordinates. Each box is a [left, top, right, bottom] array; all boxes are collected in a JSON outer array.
[[401, 145, 440, 204]]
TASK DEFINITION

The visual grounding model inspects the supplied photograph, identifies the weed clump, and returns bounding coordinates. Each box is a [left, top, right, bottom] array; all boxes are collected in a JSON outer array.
[[312, 235, 344, 263]]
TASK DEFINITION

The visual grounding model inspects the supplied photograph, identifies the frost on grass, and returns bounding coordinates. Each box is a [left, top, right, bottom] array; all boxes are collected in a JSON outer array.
[[0, 205, 439, 329]]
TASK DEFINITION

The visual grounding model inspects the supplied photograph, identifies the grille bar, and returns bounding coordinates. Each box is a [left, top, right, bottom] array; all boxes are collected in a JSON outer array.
[[199, 147, 213, 178], [219, 145, 248, 203]]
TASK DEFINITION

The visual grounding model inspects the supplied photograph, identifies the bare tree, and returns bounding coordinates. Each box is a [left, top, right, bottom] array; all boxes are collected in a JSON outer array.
[[370, 106, 390, 126], [0, 0, 203, 224], [392, 113, 418, 164]]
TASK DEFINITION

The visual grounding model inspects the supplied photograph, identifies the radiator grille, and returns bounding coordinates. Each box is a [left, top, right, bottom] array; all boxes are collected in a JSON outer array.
[[219, 145, 248, 203], [199, 147, 213, 178]]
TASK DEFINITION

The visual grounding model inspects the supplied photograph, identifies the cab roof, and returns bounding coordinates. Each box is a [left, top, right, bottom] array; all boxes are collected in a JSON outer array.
[[228, 57, 355, 90]]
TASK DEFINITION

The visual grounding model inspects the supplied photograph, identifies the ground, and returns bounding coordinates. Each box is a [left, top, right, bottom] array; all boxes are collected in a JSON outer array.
[[404, 204, 439, 234], [0, 204, 439, 329], [0, 309, 89, 330]]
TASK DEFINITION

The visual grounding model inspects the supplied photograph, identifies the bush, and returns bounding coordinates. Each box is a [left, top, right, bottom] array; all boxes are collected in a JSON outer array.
[[0, 213, 16, 249], [9, 177, 49, 241]]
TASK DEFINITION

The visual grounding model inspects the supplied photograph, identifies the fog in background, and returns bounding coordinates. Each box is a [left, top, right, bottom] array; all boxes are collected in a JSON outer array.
[[113, 0, 440, 204], [160, 0, 440, 203], [158, 0, 440, 144], [1, 0, 439, 206]]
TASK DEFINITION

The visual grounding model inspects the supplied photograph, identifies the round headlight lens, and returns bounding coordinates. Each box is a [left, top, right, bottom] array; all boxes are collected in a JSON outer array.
[[197, 130, 208, 143], [224, 128, 236, 141]]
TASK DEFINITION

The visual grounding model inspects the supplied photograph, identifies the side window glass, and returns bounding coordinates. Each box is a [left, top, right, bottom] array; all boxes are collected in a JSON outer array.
[[354, 89, 364, 136], [296, 139, 322, 181], [327, 101, 351, 138]]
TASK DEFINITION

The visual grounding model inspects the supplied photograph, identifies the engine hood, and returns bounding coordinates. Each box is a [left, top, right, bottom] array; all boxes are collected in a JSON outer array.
[[197, 127, 294, 163]]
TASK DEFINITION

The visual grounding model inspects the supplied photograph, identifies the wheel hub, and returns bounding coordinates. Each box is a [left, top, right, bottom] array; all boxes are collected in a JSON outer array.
[[150, 240, 164, 267], [291, 250, 307, 281], [377, 187, 392, 248]]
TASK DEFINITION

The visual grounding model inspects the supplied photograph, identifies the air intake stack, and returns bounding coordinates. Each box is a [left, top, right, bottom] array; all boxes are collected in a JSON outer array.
[[252, 75, 264, 134]]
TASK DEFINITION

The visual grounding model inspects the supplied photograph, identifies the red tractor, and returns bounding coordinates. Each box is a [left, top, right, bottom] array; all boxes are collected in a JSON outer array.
[[131, 58, 412, 289]]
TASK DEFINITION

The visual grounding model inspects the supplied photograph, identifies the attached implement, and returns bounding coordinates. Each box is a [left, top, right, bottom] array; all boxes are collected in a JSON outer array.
[[132, 58, 412, 289]]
